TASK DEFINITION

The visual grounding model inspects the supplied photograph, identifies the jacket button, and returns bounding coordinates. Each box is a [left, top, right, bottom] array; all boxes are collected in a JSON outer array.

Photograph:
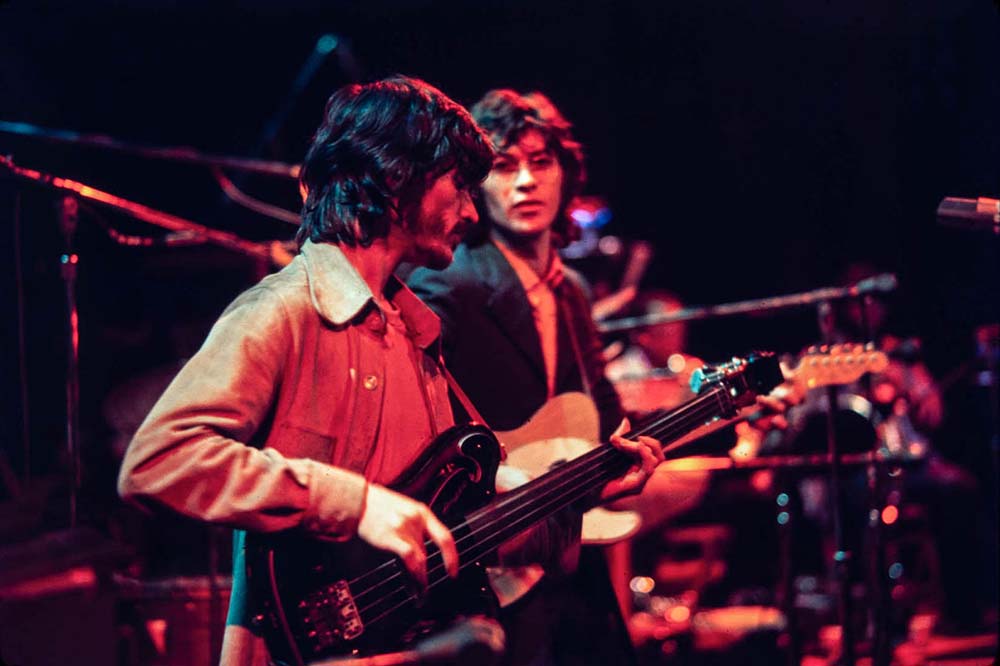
[[366, 311, 386, 334], [363, 374, 379, 390]]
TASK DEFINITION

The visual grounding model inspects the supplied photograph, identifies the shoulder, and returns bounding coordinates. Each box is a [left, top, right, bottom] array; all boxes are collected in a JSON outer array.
[[407, 242, 492, 298], [215, 261, 311, 336]]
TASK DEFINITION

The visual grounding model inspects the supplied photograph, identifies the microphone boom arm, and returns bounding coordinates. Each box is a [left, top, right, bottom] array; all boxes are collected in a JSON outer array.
[[597, 274, 898, 334], [1, 155, 270, 260]]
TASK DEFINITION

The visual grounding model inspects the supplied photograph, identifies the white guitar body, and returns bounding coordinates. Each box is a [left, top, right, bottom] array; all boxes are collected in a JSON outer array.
[[487, 392, 640, 608], [496, 392, 643, 546]]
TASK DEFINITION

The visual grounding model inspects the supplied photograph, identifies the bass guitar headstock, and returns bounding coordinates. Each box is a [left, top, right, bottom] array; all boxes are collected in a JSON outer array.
[[689, 352, 784, 410]]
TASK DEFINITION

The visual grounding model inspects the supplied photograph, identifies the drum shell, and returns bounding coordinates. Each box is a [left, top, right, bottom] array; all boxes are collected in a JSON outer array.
[[115, 575, 231, 666]]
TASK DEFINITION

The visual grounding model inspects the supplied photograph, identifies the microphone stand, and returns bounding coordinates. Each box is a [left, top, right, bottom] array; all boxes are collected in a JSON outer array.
[[58, 195, 82, 528], [856, 294, 892, 666], [817, 300, 855, 666], [597, 274, 898, 334], [0, 156, 271, 261]]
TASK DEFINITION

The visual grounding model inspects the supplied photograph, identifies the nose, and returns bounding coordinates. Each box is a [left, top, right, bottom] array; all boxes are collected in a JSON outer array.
[[460, 190, 478, 224], [514, 163, 536, 191]]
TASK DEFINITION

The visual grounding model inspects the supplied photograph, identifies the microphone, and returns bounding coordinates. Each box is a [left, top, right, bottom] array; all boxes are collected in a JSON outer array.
[[851, 273, 898, 295], [937, 196, 1000, 234]]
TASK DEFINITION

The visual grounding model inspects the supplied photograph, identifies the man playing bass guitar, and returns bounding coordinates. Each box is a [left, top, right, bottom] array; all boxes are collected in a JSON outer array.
[[117, 76, 664, 666]]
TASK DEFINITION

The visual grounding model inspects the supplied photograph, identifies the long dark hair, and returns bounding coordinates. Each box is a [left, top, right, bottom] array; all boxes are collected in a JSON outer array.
[[297, 76, 493, 247]]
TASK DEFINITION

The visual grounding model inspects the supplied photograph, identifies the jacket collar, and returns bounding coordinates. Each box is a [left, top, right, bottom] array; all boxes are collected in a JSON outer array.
[[300, 240, 441, 349], [466, 240, 524, 296], [466, 241, 582, 389], [463, 241, 546, 377]]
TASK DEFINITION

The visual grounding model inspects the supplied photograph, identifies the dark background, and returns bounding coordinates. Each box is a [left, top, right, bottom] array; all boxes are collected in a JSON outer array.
[[0, 0, 997, 522]]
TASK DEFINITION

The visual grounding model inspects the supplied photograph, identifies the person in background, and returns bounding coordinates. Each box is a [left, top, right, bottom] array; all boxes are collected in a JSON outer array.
[[408, 88, 649, 666]]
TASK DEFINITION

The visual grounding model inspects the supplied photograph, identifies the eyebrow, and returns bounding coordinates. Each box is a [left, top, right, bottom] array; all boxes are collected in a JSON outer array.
[[497, 147, 552, 160]]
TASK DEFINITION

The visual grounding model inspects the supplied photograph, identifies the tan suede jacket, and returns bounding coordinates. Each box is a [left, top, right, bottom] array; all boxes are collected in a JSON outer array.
[[118, 240, 454, 665]]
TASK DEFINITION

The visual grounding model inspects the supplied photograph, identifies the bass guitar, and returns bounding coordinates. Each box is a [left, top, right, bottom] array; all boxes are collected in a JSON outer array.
[[245, 352, 783, 665]]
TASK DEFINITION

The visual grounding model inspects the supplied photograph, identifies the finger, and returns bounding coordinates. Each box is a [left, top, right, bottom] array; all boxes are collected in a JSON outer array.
[[630, 441, 658, 475], [610, 433, 642, 454], [612, 417, 631, 438], [423, 508, 459, 579], [638, 435, 665, 464], [756, 395, 787, 414], [393, 538, 428, 592]]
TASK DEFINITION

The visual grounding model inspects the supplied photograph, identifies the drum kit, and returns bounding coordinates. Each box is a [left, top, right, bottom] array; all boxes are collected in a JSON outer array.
[[1, 120, 995, 666]]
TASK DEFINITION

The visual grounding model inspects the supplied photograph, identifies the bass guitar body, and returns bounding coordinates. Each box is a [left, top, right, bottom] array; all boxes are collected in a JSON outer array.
[[246, 424, 503, 665]]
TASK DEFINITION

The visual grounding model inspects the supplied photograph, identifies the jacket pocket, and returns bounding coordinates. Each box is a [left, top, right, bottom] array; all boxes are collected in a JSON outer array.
[[271, 421, 336, 463]]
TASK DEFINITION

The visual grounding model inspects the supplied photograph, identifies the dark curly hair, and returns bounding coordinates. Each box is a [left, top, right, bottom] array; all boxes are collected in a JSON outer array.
[[297, 76, 494, 247], [468, 89, 586, 247]]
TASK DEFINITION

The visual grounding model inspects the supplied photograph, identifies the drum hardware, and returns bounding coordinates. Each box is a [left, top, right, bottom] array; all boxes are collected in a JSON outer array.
[[600, 274, 905, 666]]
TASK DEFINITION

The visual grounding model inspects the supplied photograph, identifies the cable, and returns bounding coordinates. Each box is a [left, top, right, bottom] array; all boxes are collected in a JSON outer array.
[[78, 201, 171, 248], [211, 167, 300, 225]]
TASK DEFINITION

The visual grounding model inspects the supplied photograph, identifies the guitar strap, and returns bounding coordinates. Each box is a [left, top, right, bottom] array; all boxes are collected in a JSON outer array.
[[435, 352, 492, 429], [558, 287, 594, 400]]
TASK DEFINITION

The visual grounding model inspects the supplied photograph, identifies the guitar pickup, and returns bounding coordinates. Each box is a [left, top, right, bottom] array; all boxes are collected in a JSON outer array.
[[301, 580, 364, 650]]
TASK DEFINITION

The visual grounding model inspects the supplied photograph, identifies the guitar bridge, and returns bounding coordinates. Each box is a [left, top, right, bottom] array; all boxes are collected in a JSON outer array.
[[300, 580, 364, 651]]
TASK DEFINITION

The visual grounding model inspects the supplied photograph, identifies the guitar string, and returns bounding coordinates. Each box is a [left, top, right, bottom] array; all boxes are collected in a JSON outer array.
[[349, 395, 728, 619], [346, 389, 725, 600], [350, 395, 727, 623], [360, 395, 736, 630], [427, 362, 854, 582], [357, 397, 736, 626], [355, 358, 866, 619], [360, 464, 628, 628], [462, 388, 727, 523], [347, 391, 727, 614], [345, 388, 724, 597], [355, 363, 871, 626], [444, 396, 727, 566]]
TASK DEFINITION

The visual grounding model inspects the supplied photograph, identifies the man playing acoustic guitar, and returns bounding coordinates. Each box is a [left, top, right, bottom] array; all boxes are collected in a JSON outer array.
[[407, 89, 661, 666]]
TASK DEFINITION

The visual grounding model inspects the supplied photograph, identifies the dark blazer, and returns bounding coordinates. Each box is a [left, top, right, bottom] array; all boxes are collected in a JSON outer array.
[[407, 240, 623, 439], [408, 240, 635, 666], [408, 237, 635, 666]]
